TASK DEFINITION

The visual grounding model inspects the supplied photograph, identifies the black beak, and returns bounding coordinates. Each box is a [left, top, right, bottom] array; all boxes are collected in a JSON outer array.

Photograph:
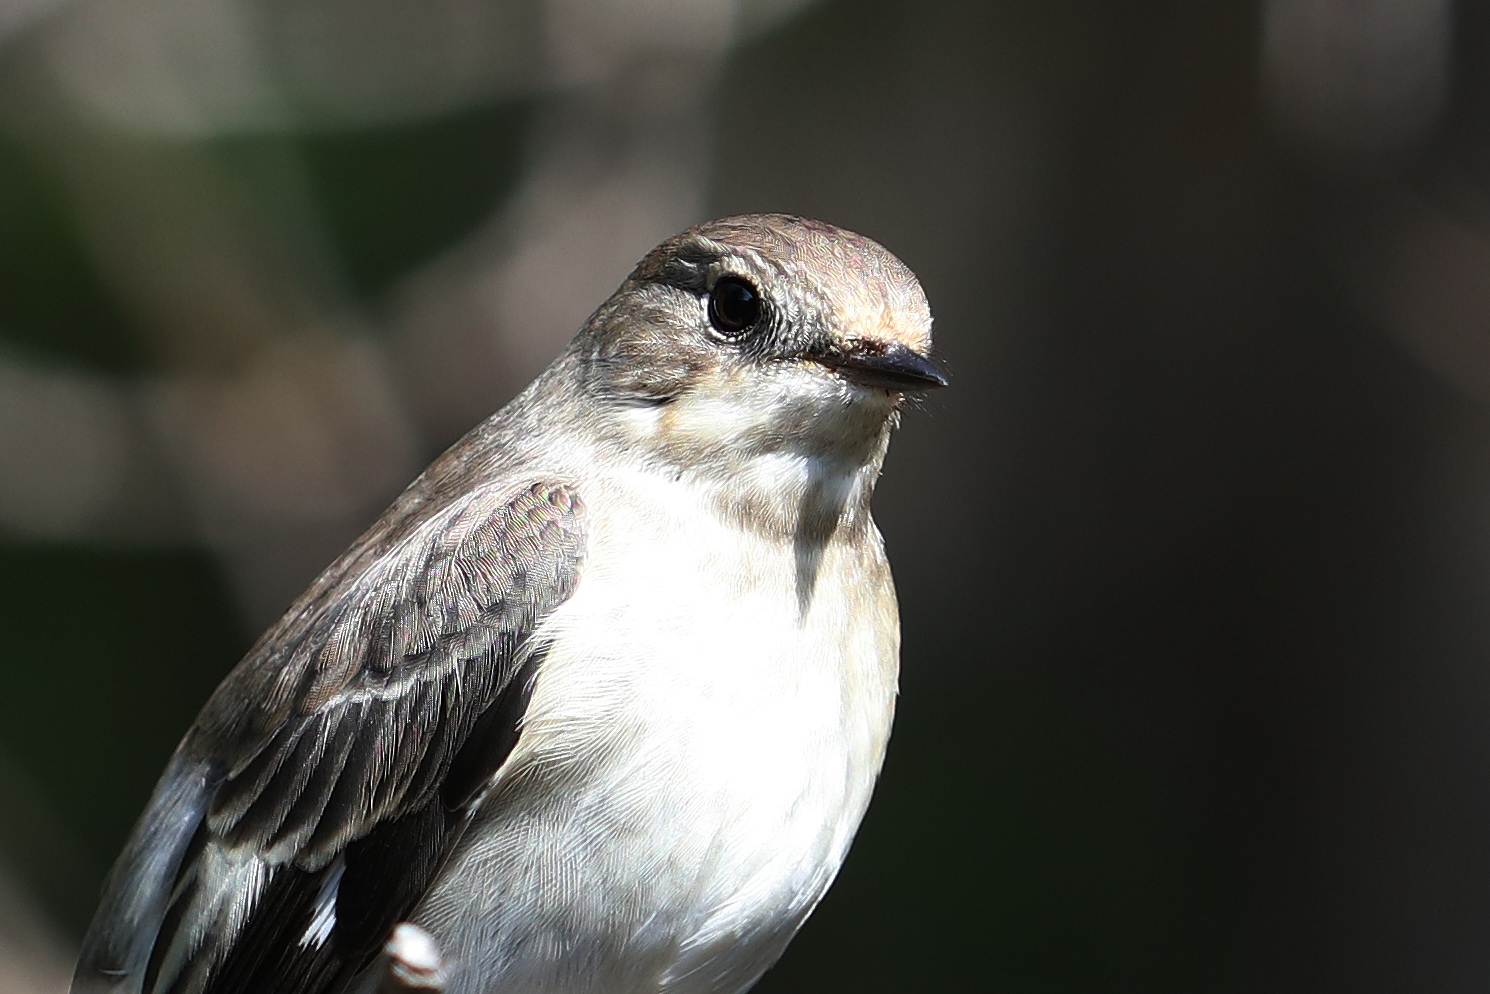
[[815, 342, 950, 391]]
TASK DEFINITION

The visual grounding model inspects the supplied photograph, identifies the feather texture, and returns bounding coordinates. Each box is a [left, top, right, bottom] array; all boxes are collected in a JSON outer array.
[[72, 482, 585, 994]]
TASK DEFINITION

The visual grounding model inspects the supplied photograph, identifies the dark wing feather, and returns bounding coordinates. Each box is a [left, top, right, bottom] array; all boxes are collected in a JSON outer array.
[[71, 481, 585, 994]]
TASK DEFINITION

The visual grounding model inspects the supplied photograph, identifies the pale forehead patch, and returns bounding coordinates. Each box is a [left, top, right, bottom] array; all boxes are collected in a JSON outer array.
[[793, 223, 932, 353], [828, 266, 932, 354]]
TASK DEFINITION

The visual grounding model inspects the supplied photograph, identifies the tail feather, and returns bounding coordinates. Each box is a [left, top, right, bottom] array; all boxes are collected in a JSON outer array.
[[71, 756, 217, 994]]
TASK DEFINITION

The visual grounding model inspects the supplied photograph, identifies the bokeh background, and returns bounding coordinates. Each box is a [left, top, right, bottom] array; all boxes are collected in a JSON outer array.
[[3, 0, 1490, 990]]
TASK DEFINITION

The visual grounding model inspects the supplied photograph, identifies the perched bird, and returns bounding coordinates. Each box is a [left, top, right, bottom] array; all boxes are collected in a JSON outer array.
[[71, 214, 946, 994]]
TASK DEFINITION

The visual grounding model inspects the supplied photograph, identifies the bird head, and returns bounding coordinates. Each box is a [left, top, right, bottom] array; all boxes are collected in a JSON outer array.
[[571, 214, 943, 489]]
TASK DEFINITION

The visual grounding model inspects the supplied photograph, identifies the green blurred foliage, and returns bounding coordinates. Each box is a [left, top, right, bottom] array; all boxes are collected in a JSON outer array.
[[0, 135, 144, 373], [290, 98, 531, 298], [0, 545, 242, 934]]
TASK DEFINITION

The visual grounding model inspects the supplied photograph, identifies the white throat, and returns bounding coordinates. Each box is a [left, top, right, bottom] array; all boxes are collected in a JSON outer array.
[[601, 369, 896, 539]]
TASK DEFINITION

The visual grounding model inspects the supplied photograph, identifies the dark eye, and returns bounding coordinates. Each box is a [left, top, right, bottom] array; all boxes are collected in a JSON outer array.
[[707, 276, 761, 338]]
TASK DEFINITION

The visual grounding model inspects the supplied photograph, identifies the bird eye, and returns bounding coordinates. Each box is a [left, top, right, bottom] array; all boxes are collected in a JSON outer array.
[[707, 276, 761, 338]]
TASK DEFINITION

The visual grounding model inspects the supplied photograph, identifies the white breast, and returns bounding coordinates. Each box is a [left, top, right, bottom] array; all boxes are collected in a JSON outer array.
[[414, 459, 898, 994]]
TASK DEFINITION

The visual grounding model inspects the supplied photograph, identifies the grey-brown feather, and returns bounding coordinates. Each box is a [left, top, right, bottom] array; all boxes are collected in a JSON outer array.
[[73, 481, 585, 994], [200, 484, 584, 869]]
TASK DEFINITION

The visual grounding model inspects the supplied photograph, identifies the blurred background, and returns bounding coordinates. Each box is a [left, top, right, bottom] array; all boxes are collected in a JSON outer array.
[[4, 0, 1490, 990]]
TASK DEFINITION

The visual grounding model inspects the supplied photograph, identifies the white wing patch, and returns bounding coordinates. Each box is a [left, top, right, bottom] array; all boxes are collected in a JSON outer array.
[[300, 858, 345, 949]]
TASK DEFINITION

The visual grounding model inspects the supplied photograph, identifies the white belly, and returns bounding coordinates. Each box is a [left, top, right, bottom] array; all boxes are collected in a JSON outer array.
[[411, 466, 898, 994]]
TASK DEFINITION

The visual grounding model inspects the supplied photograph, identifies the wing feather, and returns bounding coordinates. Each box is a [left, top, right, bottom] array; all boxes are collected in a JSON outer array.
[[72, 481, 586, 994]]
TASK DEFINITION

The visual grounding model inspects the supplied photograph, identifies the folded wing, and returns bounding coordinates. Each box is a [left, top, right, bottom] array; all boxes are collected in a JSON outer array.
[[71, 481, 586, 994]]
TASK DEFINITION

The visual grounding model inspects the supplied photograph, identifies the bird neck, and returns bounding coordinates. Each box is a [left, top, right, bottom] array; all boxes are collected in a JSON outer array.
[[494, 354, 896, 541], [689, 428, 890, 542], [595, 387, 894, 542]]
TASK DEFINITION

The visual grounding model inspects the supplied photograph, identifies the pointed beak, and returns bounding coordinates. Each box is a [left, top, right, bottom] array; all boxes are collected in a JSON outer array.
[[813, 342, 949, 391]]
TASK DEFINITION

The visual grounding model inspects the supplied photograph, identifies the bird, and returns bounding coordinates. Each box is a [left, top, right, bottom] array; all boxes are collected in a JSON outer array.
[[70, 213, 946, 994]]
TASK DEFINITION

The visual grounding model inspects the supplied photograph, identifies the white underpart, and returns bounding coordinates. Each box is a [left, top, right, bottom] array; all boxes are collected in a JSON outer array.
[[408, 381, 899, 994]]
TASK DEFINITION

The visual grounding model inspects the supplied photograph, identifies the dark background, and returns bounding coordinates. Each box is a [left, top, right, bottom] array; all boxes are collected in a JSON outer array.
[[3, 1, 1490, 991]]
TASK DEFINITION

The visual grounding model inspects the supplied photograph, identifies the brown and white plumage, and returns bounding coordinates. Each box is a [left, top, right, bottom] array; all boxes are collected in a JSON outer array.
[[71, 215, 942, 994]]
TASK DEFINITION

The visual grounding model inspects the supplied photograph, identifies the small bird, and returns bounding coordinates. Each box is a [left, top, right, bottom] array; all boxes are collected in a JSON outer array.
[[71, 214, 946, 994]]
